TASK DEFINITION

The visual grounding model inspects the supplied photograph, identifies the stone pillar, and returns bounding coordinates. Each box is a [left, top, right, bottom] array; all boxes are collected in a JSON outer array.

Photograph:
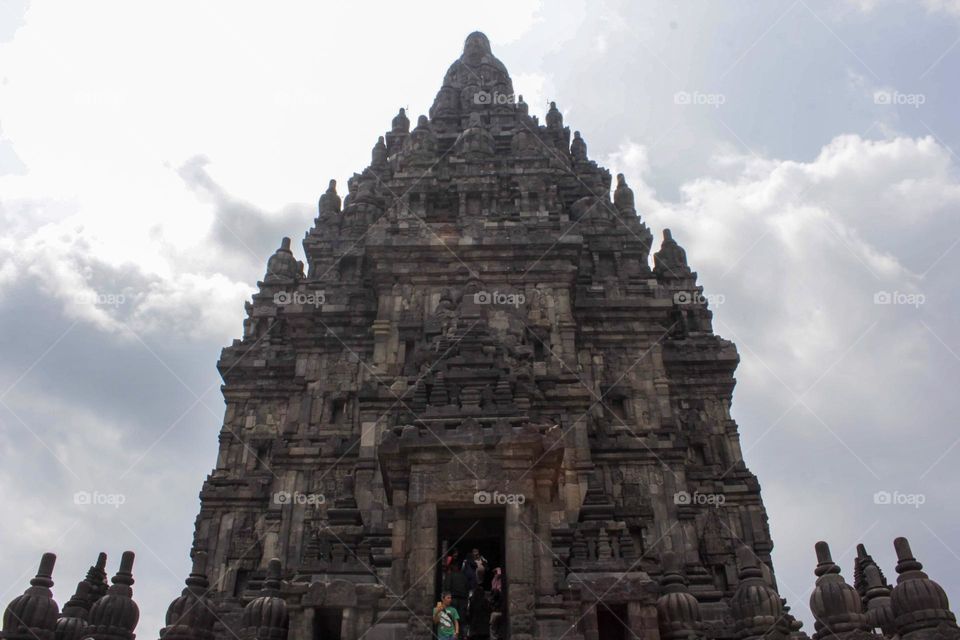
[[628, 601, 661, 640], [580, 601, 599, 640], [340, 607, 356, 640], [294, 607, 313, 640], [506, 502, 537, 639], [535, 476, 554, 597], [371, 319, 392, 370], [407, 503, 437, 619], [390, 485, 409, 594]]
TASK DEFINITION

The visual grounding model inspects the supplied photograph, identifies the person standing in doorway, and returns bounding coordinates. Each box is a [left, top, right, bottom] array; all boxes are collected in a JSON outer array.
[[489, 568, 504, 640], [462, 548, 488, 592], [467, 586, 492, 640], [434, 592, 460, 640]]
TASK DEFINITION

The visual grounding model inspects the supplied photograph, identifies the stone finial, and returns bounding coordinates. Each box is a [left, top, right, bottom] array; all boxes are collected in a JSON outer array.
[[890, 537, 958, 638], [56, 552, 109, 640], [240, 559, 288, 640], [85, 553, 110, 604], [517, 95, 528, 116], [86, 551, 139, 640], [731, 546, 788, 640], [371, 136, 388, 169], [657, 551, 703, 640], [570, 131, 587, 162], [402, 115, 438, 160], [1, 553, 60, 640], [463, 31, 492, 60], [546, 101, 563, 129], [391, 107, 410, 133], [854, 544, 890, 599], [158, 552, 216, 640], [614, 173, 636, 214], [55, 581, 91, 640], [654, 228, 691, 278], [318, 179, 341, 216], [863, 564, 895, 635], [809, 542, 868, 639], [264, 237, 303, 283]]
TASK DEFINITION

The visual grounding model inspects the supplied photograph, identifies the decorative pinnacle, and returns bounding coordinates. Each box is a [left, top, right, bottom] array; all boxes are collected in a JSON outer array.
[[263, 558, 282, 593], [184, 552, 210, 592], [32, 553, 57, 589], [894, 537, 922, 573], [112, 551, 135, 587], [659, 551, 687, 590], [814, 541, 841, 577], [865, 564, 888, 589], [736, 546, 763, 580]]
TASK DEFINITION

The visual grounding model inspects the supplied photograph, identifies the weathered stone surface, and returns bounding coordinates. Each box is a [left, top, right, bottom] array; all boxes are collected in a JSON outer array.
[[178, 30, 918, 640]]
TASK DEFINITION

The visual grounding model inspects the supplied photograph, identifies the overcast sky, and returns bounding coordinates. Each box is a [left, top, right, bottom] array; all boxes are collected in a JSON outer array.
[[1, 0, 958, 634]]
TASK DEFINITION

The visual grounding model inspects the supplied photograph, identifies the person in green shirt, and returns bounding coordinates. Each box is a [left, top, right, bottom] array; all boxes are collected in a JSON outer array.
[[434, 591, 461, 639]]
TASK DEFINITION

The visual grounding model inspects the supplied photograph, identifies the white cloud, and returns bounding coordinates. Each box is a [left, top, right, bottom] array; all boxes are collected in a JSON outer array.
[[0, 1, 958, 636], [607, 132, 960, 624]]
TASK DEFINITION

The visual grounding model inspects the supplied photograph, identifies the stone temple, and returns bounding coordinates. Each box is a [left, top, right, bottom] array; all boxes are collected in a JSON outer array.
[[3, 31, 959, 640]]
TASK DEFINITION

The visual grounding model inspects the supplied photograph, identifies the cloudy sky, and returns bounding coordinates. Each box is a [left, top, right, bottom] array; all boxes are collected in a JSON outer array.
[[1, 0, 958, 634]]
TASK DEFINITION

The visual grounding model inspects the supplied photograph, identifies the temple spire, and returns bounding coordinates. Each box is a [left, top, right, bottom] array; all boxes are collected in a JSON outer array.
[[656, 551, 703, 640], [391, 107, 409, 133], [86, 551, 139, 640], [264, 237, 303, 283], [730, 547, 790, 640], [158, 552, 216, 640], [1, 553, 60, 640], [614, 173, 636, 215], [809, 541, 869, 639], [239, 559, 288, 640], [55, 552, 108, 640], [654, 229, 691, 277], [318, 179, 341, 216], [890, 537, 958, 639]]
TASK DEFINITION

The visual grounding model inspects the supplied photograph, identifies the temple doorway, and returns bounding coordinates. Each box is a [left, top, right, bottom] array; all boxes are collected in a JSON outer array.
[[436, 506, 506, 627], [596, 603, 629, 640]]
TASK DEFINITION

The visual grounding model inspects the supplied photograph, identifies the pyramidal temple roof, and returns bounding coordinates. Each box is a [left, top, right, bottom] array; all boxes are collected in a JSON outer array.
[[429, 31, 516, 123]]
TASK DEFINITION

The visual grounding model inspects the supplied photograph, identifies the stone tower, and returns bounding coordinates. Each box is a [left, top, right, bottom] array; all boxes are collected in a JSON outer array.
[[191, 32, 796, 640]]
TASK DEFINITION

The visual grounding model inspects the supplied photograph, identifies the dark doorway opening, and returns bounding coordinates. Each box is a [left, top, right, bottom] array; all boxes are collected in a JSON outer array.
[[436, 507, 506, 634], [596, 603, 629, 640], [313, 607, 342, 640]]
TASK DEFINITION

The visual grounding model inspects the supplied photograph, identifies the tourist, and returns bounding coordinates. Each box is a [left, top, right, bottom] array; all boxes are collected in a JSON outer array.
[[462, 548, 488, 592], [467, 586, 492, 640], [444, 548, 460, 575], [491, 567, 503, 597], [434, 592, 460, 640]]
